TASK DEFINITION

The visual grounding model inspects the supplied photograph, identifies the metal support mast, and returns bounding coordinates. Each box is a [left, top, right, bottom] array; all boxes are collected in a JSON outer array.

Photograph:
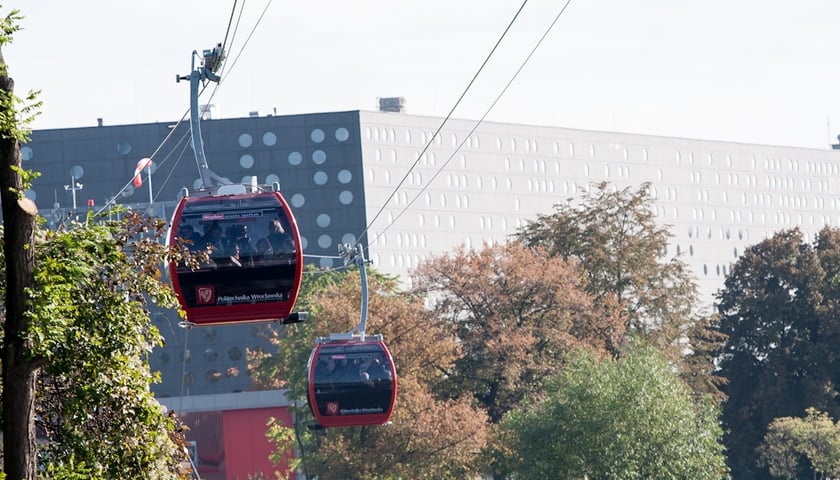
[[344, 243, 370, 340], [319, 243, 379, 343], [176, 43, 229, 191]]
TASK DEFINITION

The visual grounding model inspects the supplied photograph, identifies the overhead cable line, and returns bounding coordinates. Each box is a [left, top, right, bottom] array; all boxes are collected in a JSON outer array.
[[365, 0, 574, 250], [220, 0, 239, 60], [96, 0, 266, 216], [356, 0, 530, 248], [95, 113, 190, 215], [142, 131, 193, 206], [206, 0, 273, 108]]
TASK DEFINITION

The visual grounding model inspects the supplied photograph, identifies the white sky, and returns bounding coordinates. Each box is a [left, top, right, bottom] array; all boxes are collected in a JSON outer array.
[[9, 0, 840, 149]]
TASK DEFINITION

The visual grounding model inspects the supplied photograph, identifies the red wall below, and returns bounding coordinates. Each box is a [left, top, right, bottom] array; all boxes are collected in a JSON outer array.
[[222, 407, 293, 480]]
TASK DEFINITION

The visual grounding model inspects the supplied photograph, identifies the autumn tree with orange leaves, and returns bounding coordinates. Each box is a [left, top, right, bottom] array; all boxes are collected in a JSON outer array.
[[253, 181, 717, 479], [251, 267, 489, 479], [413, 241, 624, 424], [412, 241, 624, 479]]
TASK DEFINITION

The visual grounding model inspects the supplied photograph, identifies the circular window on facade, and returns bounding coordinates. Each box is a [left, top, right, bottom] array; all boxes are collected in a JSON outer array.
[[69, 165, 85, 180], [238, 133, 253, 148], [319, 257, 334, 268], [339, 190, 353, 205], [337, 169, 352, 184], [228, 346, 242, 361], [157, 351, 170, 366], [204, 348, 218, 362], [312, 150, 327, 164], [318, 234, 332, 249], [240, 154, 255, 169], [116, 141, 132, 156], [335, 127, 350, 142], [288, 151, 303, 166], [291, 193, 305, 208], [263, 131, 277, 146], [202, 327, 216, 340], [205, 370, 222, 383], [21, 146, 33, 161], [310, 128, 325, 143]]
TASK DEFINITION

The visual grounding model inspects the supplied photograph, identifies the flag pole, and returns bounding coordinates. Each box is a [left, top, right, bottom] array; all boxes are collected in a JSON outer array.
[[147, 163, 153, 204]]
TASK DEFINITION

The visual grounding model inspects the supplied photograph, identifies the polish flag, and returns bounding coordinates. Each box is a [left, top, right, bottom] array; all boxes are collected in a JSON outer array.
[[133, 158, 152, 187]]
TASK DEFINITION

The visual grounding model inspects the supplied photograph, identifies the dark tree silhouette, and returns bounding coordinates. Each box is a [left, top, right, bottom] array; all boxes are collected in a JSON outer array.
[[717, 227, 840, 479]]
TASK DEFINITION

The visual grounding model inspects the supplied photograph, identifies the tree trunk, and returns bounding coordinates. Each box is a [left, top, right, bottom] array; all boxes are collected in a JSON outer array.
[[0, 46, 40, 480]]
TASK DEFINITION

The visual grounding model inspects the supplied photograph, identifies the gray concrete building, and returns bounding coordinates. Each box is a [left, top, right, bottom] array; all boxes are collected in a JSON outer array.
[[22, 108, 840, 397]]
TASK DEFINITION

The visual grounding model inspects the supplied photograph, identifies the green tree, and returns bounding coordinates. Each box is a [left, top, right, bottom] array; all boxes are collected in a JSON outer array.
[[252, 265, 489, 480], [516, 182, 697, 339], [758, 408, 840, 480], [717, 227, 840, 479], [1, 210, 190, 479], [26, 213, 189, 478], [516, 181, 726, 400], [0, 8, 188, 476], [499, 346, 729, 480]]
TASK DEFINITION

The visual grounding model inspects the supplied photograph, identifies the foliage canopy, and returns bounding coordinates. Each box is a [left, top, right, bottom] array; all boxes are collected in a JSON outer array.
[[758, 408, 840, 480], [516, 181, 726, 400], [499, 345, 729, 480], [252, 265, 489, 479], [717, 227, 840, 479], [21, 212, 189, 478]]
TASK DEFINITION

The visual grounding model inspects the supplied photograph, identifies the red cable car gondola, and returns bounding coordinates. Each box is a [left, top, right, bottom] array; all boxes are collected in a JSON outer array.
[[165, 45, 304, 326], [167, 187, 304, 326], [306, 338, 397, 428], [305, 244, 398, 428]]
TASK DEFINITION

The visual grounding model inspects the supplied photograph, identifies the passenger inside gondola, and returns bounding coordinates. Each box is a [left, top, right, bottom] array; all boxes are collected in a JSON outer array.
[[226, 242, 246, 267], [255, 237, 273, 256], [253, 237, 277, 265], [229, 225, 256, 255], [314, 355, 340, 392], [360, 354, 392, 387], [266, 218, 295, 254], [177, 224, 201, 250], [198, 222, 224, 253]]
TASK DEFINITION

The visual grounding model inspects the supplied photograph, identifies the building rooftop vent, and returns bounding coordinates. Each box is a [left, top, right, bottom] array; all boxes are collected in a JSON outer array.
[[377, 97, 406, 113]]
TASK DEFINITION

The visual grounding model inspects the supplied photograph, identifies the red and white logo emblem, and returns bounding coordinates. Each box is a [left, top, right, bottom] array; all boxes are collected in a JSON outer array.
[[196, 286, 215, 305], [326, 402, 339, 416]]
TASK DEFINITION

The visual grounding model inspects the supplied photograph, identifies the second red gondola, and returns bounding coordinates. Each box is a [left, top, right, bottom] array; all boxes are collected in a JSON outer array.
[[306, 339, 397, 428]]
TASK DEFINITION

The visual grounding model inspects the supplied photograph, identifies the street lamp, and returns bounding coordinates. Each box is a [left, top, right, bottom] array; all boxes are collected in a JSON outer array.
[[64, 175, 83, 209]]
